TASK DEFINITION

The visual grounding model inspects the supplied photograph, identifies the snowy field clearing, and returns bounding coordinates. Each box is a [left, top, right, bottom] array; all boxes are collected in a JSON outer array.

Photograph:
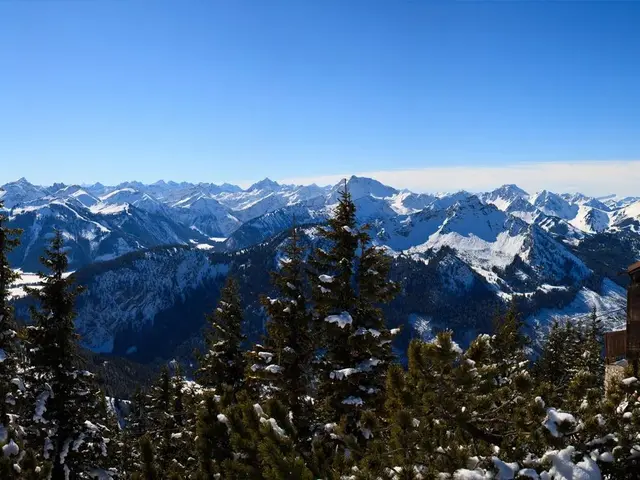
[[9, 269, 74, 299]]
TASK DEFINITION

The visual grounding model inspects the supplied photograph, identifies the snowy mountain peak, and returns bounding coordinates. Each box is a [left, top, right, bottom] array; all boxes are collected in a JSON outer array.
[[248, 178, 280, 191], [531, 190, 578, 220], [561, 192, 589, 204], [481, 184, 529, 211], [219, 183, 243, 193], [339, 175, 399, 200], [496, 184, 528, 196], [0, 177, 47, 208]]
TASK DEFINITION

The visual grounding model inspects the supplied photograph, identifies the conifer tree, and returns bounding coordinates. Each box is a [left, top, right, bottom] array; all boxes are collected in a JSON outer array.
[[535, 320, 585, 408], [193, 392, 232, 479], [221, 395, 314, 479], [465, 305, 541, 459], [255, 398, 314, 480], [0, 201, 30, 477], [309, 186, 399, 470], [129, 362, 203, 479], [359, 363, 426, 479], [23, 230, 116, 479], [221, 395, 263, 478], [132, 435, 160, 480], [121, 387, 151, 475], [552, 310, 606, 418], [196, 276, 246, 398], [144, 367, 183, 475], [248, 226, 315, 447], [377, 308, 541, 477], [169, 363, 198, 473], [584, 307, 605, 391]]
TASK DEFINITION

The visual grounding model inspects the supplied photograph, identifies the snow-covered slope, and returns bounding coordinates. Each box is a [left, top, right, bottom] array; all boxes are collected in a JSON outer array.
[[170, 194, 241, 237], [569, 205, 611, 233], [93, 188, 167, 215], [505, 196, 539, 223], [610, 200, 640, 230], [528, 278, 627, 344], [599, 194, 640, 210], [405, 198, 590, 293], [327, 175, 398, 202], [49, 185, 100, 208], [6, 200, 208, 271]]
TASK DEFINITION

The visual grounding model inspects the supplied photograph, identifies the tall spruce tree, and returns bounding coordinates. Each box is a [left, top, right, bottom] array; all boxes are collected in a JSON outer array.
[[196, 276, 246, 399], [140, 366, 190, 477], [535, 320, 585, 408], [247, 226, 315, 446], [309, 186, 399, 469], [0, 202, 32, 478], [584, 307, 605, 391], [23, 230, 116, 479]]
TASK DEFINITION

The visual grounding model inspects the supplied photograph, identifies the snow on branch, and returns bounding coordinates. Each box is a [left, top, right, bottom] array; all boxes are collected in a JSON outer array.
[[260, 417, 287, 439], [325, 312, 353, 328], [542, 408, 577, 438]]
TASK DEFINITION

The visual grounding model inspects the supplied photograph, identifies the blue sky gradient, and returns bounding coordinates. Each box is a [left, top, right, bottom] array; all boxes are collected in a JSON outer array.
[[1, 1, 639, 191]]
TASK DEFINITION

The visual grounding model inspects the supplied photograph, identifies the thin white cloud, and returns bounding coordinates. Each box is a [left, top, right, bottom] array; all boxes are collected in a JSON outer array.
[[279, 160, 640, 197]]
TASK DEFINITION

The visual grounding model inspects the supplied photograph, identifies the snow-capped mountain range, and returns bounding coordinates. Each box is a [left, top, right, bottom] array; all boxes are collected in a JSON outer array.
[[2, 176, 639, 272], [5, 176, 639, 360]]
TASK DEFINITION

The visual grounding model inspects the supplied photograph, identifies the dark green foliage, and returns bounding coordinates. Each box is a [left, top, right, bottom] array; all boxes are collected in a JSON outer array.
[[138, 365, 195, 475], [309, 187, 399, 469], [585, 307, 605, 391], [534, 310, 605, 412], [248, 226, 316, 450], [196, 276, 246, 396], [0, 200, 29, 477], [22, 230, 117, 479], [222, 394, 263, 478], [132, 435, 160, 480], [217, 393, 314, 479], [256, 399, 314, 480], [193, 392, 232, 479]]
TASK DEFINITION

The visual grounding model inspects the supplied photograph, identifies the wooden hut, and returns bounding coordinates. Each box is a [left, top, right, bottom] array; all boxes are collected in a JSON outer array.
[[604, 261, 640, 386]]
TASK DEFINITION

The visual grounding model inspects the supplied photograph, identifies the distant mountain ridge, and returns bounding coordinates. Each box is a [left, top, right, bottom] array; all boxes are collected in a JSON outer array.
[[2, 176, 640, 271]]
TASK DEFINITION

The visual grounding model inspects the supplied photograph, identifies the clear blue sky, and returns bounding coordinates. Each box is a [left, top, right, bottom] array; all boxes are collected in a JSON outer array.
[[1, 1, 639, 188]]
